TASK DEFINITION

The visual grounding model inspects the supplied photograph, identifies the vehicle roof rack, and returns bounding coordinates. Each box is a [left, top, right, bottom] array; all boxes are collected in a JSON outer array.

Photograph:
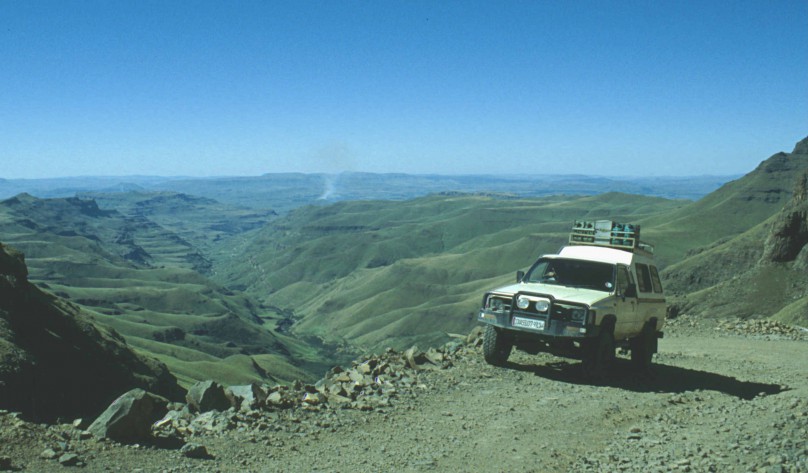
[[568, 220, 654, 255]]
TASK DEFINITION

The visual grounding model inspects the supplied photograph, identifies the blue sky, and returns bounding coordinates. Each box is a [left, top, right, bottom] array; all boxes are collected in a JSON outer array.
[[1, 0, 806, 178]]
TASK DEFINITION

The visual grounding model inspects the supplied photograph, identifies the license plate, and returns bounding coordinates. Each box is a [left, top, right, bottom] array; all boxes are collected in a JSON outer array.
[[512, 316, 545, 330]]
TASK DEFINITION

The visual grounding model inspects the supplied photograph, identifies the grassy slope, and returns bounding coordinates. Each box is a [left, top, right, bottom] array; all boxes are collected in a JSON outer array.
[[642, 149, 808, 264], [0, 194, 323, 386], [82, 191, 277, 258], [219, 192, 686, 351], [4, 139, 806, 387], [656, 140, 808, 325], [220, 139, 808, 349]]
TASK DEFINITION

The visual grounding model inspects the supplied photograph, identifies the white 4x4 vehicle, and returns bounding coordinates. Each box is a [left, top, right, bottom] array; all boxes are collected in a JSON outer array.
[[478, 220, 666, 380]]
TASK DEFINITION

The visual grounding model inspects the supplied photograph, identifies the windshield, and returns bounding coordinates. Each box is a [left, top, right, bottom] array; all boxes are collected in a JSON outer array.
[[524, 258, 615, 292]]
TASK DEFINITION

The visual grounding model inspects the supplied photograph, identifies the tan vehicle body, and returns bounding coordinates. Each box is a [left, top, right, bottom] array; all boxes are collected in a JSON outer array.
[[478, 220, 666, 379]]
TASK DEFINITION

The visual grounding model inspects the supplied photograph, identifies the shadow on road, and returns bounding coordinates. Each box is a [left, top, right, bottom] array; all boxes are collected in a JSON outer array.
[[504, 358, 786, 400]]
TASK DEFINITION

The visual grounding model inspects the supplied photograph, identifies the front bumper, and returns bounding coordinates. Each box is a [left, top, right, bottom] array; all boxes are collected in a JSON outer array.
[[478, 308, 599, 339]]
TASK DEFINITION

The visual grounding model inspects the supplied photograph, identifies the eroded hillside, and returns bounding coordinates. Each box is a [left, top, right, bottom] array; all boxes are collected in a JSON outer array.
[[0, 194, 332, 387], [0, 242, 183, 422]]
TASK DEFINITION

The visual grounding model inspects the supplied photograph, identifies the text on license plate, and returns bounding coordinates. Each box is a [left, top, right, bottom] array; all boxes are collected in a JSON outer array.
[[512, 316, 545, 330]]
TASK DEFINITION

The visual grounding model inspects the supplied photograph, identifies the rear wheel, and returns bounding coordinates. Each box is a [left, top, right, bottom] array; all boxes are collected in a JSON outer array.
[[631, 321, 657, 372], [582, 328, 615, 382], [483, 325, 513, 366]]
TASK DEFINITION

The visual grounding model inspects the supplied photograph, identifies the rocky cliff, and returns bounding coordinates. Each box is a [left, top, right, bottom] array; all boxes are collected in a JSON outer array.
[[762, 168, 808, 264], [662, 135, 808, 295], [0, 242, 184, 422]]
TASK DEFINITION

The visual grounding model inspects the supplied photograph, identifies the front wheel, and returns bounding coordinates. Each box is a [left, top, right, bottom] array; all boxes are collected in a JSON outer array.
[[582, 328, 615, 382], [482, 325, 513, 366]]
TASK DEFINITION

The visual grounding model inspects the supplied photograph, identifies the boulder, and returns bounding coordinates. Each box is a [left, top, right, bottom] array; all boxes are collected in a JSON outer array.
[[466, 326, 484, 345], [151, 408, 191, 449], [227, 383, 267, 410], [57, 453, 81, 467], [404, 346, 428, 370], [301, 392, 324, 405], [180, 443, 213, 459], [186, 380, 231, 413], [189, 410, 234, 433], [88, 389, 168, 444]]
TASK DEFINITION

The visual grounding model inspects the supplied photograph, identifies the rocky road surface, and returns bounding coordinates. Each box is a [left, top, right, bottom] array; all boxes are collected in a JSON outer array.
[[1, 316, 807, 472]]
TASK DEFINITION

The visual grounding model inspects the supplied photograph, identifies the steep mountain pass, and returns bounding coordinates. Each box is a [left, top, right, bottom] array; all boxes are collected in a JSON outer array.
[[0, 242, 184, 422], [0, 195, 331, 387]]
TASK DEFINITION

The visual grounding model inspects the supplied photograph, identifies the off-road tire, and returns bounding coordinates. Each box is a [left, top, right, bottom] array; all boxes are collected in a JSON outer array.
[[582, 328, 615, 382], [483, 325, 513, 366], [631, 321, 656, 372]]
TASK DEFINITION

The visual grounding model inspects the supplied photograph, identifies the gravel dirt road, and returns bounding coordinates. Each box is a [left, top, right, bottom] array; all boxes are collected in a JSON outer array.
[[2, 318, 806, 472]]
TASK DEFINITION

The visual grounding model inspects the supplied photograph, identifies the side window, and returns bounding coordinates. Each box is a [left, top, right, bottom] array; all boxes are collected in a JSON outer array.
[[649, 265, 664, 293], [635, 263, 653, 293], [616, 265, 631, 293]]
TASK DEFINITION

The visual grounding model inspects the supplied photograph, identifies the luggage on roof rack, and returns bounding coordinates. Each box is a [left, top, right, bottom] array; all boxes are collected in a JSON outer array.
[[569, 220, 654, 254]]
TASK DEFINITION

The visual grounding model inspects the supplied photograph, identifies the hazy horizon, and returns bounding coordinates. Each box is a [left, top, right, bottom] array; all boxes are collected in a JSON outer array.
[[0, 170, 746, 181], [2, 1, 806, 179]]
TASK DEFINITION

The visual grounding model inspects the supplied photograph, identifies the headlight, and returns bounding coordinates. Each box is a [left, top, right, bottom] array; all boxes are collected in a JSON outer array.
[[516, 296, 530, 310], [570, 308, 587, 321], [535, 300, 550, 312], [488, 297, 504, 312]]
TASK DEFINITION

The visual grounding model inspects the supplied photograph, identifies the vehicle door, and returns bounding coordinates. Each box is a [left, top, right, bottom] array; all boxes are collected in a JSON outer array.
[[634, 263, 659, 329], [612, 264, 638, 338]]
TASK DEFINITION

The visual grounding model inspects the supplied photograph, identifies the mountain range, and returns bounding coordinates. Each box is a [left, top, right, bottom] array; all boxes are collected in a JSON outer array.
[[0, 135, 806, 421], [1, 173, 734, 213]]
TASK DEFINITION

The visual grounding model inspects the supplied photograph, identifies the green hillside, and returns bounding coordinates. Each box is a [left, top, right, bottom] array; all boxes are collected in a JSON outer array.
[[641, 142, 808, 262], [2, 137, 805, 386], [660, 138, 808, 325], [213, 137, 808, 351], [81, 191, 278, 258], [0, 242, 184, 422], [0, 193, 335, 386], [219, 192, 686, 351]]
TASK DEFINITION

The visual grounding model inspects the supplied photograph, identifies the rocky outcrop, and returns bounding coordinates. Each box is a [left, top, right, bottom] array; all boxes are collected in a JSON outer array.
[[186, 381, 232, 413], [793, 136, 808, 155], [74, 334, 479, 453], [0, 242, 185, 422], [762, 170, 808, 263], [87, 389, 169, 443]]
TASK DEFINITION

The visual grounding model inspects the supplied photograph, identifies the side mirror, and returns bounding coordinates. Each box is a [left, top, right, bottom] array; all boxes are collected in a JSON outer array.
[[624, 284, 637, 298], [516, 271, 525, 283]]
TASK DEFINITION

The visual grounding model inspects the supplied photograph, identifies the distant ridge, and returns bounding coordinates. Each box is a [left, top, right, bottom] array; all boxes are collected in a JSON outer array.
[[0, 172, 736, 212]]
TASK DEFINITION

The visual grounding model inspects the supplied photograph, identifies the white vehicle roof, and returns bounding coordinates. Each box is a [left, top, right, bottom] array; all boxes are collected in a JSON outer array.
[[553, 245, 636, 265]]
